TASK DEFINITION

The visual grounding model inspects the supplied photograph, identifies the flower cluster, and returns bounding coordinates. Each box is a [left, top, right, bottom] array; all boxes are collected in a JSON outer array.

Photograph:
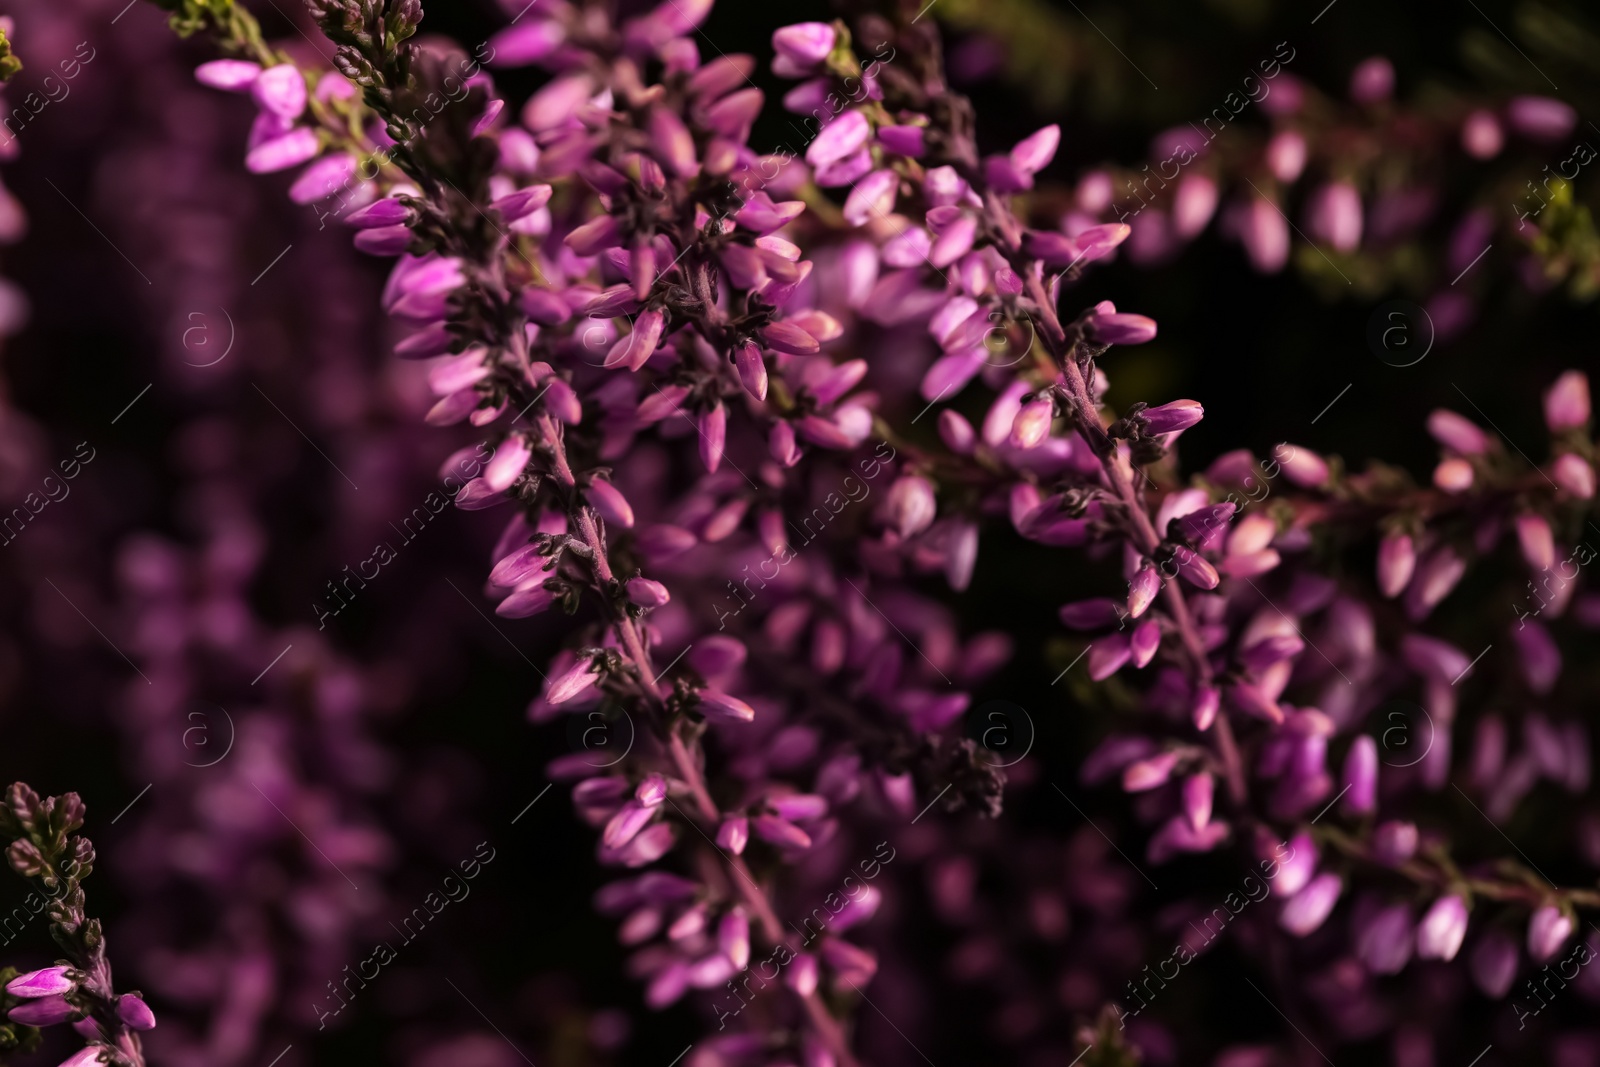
[[0, 0, 1594, 1063]]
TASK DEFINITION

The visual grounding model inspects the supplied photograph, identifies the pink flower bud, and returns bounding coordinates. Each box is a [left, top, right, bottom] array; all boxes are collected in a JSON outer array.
[[1528, 904, 1573, 962], [1472, 930, 1519, 999], [1416, 895, 1469, 961], [1515, 513, 1555, 572], [1123, 750, 1180, 792], [734, 341, 769, 401], [718, 907, 751, 969], [1349, 56, 1394, 103], [806, 109, 870, 169], [887, 475, 937, 539], [1343, 735, 1377, 814], [1552, 453, 1595, 498], [1239, 197, 1290, 272], [547, 657, 601, 705], [1128, 565, 1160, 619], [1130, 619, 1161, 667], [1265, 130, 1307, 183], [625, 577, 670, 608], [9, 995, 76, 1026], [1507, 96, 1577, 142], [1272, 443, 1329, 487], [1087, 312, 1158, 346], [1183, 773, 1213, 831], [1191, 684, 1220, 731], [1461, 109, 1504, 158], [772, 22, 836, 66], [251, 64, 307, 120], [1427, 409, 1490, 454], [752, 813, 812, 850], [1377, 532, 1415, 598], [1172, 174, 1219, 238], [1010, 124, 1060, 175], [1373, 820, 1418, 865], [1143, 399, 1204, 435], [586, 479, 635, 528], [698, 403, 726, 473], [717, 816, 748, 854], [697, 689, 756, 724], [1307, 182, 1362, 252], [483, 436, 531, 493], [195, 59, 263, 91], [1544, 370, 1591, 431], [6, 967, 73, 998], [938, 410, 976, 454], [1280, 873, 1342, 936], [1009, 397, 1054, 449], [1431, 457, 1473, 492]]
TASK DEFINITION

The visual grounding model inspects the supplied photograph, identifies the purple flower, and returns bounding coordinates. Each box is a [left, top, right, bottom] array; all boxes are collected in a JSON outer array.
[[1471, 929, 1520, 998], [547, 656, 602, 705], [1279, 873, 1341, 936], [6, 966, 74, 998], [697, 689, 756, 724], [1307, 182, 1362, 252], [9, 995, 77, 1026], [1357, 903, 1414, 974], [1426, 409, 1490, 454], [626, 577, 671, 608], [1415, 895, 1469, 961], [1527, 904, 1573, 962], [1552, 453, 1595, 498], [1506, 95, 1578, 141], [1349, 56, 1395, 103], [194, 59, 262, 91], [1087, 312, 1158, 346], [806, 110, 871, 169], [114, 995, 157, 1031], [488, 20, 566, 67], [251, 64, 307, 121], [1545, 370, 1591, 431], [1142, 399, 1204, 435], [1342, 736, 1377, 814], [772, 23, 836, 67], [1376, 532, 1415, 598]]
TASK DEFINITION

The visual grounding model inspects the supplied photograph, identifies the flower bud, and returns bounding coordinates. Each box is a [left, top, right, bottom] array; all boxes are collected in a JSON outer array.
[[1182, 773, 1213, 831], [734, 341, 768, 401], [547, 657, 601, 705], [1552, 453, 1595, 498], [1142, 399, 1204, 435], [1373, 820, 1419, 865], [887, 475, 937, 539], [1342, 735, 1377, 814], [1528, 904, 1573, 962], [1376, 532, 1415, 598], [1416, 895, 1469, 961], [1427, 409, 1490, 454], [625, 577, 670, 608], [6, 967, 73, 998], [1128, 565, 1160, 619], [1008, 397, 1054, 449], [716, 817, 748, 854], [1545, 370, 1591, 431], [1279, 872, 1341, 936], [772, 22, 836, 67], [1471, 928, 1519, 998], [1515, 513, 1555, 572], [9, 995, 76, 1026], [1307, 182, 1362, 252], [697, 689, 756, 724]]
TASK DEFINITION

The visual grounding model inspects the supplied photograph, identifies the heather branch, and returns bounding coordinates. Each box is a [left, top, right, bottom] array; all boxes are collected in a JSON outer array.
[[0, 783, 149, 1067]]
